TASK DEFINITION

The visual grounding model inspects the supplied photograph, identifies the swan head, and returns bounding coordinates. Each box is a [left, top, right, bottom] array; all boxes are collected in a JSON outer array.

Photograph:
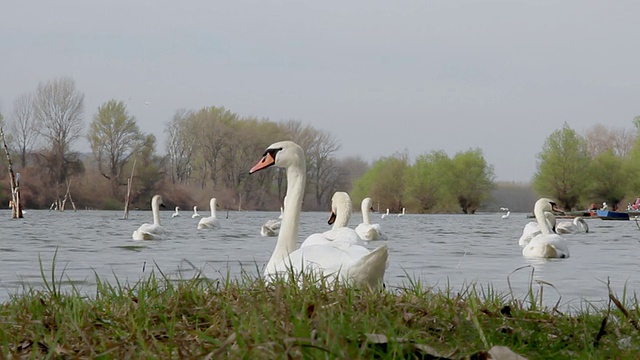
[[361, 197, 375, 212], [328, 191, 353, 227], [152, 195, 164, 208], [250, 141, 305, 173]]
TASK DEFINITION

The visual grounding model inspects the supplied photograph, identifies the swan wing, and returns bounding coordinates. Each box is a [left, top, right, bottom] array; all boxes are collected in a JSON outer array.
[[132, 223, 165, 240], [522, 234, 569, 258], [197, 216, 221, 230]]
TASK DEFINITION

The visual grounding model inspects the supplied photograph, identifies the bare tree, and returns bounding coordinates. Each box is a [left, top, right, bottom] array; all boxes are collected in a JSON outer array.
[[9, 92, 39, 168], [165, 109, 196, 184], [584, 124, 634, 159], [33, 77, 85, 205], [88, 100, 146, 197]]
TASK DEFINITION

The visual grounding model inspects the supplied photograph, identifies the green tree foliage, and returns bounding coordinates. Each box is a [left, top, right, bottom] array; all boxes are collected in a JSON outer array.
[[450, 148, 496, 214], [129, 134, 164, 208], [351, 153, 409, 213], [88, 100, 146, 197], [532, 123, 590, 210], [405, 151, 455, 212], [585, 150, 626, 210]]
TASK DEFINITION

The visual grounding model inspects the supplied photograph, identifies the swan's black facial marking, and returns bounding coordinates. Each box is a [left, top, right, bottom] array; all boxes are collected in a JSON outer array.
[[328, 211, 337, 225]]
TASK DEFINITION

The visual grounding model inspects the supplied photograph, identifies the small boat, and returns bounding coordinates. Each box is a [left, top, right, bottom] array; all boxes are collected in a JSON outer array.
[[595, 210, 630, 221]]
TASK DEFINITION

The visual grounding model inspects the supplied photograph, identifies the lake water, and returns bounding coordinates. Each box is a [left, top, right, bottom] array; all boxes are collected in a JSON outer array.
[[1, 209, 639, 310]]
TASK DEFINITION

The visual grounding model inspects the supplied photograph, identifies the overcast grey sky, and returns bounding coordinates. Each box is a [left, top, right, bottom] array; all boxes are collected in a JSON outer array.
[[2, 1, 639, 182]]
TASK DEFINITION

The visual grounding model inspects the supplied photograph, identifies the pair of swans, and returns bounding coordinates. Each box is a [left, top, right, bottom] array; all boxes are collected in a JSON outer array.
[[250, 141, 389, 288], [133, 195, 166, 240], [355, 198, 387, 240], [197, 198, 221, 229], [521, 198, 570, 259]]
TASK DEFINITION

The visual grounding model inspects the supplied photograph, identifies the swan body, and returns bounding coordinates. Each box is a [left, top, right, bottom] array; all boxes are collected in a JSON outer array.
[[556, 216, 589, 234], [192, 206, 201, 218], [250, 141, 388, 288], [197, 198, 221, 229], [355, 198, 387, 241], [518, 211, 556, 246], [261, 219, 281, 237], [397, 207, 405, 217], [261, 207, 284, 237], [381, 208, 389, 219], [132, 195, 166, 240], [172, 206, 180, 218], [522, 198, 570, 259]]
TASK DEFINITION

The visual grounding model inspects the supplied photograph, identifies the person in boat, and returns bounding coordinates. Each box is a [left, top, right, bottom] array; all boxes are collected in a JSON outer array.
[[588, 203, 598, 211], [601, 202, 608, 210]]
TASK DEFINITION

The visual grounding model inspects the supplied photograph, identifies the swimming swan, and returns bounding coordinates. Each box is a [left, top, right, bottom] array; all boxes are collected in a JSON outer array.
[[397, 207, 405, 217], [261, 206, 285, 237], [192, 206, 201, 218], [518, 211, 557, 246], [197, 198, 221, 229], [172, 206, 180, 218], [556, 216, 589, 234], [300, 192, 364, 248], [381, 208, 389, 219], [355, 197, 388, 240], [250, 141, 388, 288], [501, 210, 510, 219], [132, 195, 166, 240], [522, 198, 570, 259]]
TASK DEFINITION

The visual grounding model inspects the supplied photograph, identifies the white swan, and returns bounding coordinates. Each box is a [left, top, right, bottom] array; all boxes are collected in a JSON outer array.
[[197, 198, 221, 229], [501, 210, 510, 219], [556, 216, 589, 234], [172, 206, 180, 218], [132, 195, 166, 240], [397, 207, 405, 217], [355, 197, 388, 241], [300, 192, 364, 248], [261, 206, 285, 237], [250, 141, 389, 288], [381, 208, 390, 219], [522, 198, 570, 259], [192, 206, 201, 218], [518, 211, 557, 246]]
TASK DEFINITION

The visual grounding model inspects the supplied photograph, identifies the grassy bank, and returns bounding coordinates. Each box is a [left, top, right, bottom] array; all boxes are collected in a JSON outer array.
[[0, 268, 639, 359]]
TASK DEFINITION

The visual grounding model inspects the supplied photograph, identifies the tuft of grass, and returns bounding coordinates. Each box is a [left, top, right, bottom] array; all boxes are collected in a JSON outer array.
[[0, 260, 639, 358]]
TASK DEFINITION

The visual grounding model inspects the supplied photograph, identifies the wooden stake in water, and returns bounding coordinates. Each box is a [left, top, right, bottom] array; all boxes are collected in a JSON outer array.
[[1, 127, 23, 219]]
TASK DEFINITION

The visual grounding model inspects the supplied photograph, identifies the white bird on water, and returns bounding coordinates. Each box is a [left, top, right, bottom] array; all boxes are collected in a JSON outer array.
[[249, 140, 388, 289], [172, 206, 180, 218]]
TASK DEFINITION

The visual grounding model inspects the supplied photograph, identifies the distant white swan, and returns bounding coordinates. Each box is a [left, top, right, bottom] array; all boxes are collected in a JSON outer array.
[[192, 206, 201, 218], [501, 210, 510, 219], [172, 206, 180, 218], [397, 207, 405, 217], [197, 198, 221, 229], [522, 198, 570, 259], [556, 216, 589, 234], [355, 197, 388, 241], [381, 208, 390, 219], [301, 192, 364, 248], [132, 195, 166, 240], [250, 141, 388, 288], [261, 206, 285, 237]]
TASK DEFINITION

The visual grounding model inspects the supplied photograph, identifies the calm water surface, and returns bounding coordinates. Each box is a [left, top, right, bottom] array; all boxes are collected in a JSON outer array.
[[1, 209, 639, 309]]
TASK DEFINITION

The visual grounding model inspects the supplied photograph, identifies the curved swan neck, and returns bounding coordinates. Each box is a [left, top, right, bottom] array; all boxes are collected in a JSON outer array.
[[210, 198, 216, 217], [534, 201, 554, 235], [361, 199, 372, 224], [267, 160, 306, 271], [152, 197, 161, 226]]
